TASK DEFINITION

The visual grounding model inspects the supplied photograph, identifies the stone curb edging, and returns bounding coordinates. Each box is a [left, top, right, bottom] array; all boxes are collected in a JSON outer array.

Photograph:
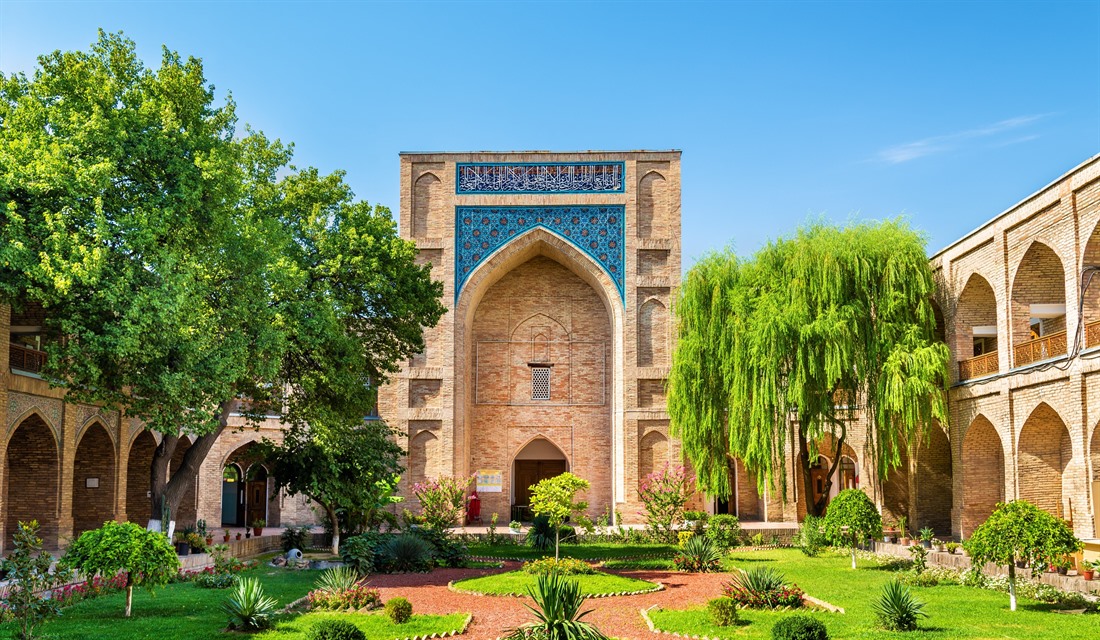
[[283, 595, 310, 612], [640, 605, 723, 640], [802, 594, 844, 613], [467, 553, 670, 563], [448, 579, 665, 599]]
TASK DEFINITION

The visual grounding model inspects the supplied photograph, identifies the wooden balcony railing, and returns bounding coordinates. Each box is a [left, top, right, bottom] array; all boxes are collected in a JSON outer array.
[[1013, 330, 1067, 367], [959, 351, 999, 380], [1087, 320, 1100, 349], [9, 343, 47, 373]]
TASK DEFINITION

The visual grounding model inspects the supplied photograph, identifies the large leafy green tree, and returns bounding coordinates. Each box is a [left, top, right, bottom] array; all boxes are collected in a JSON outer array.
[[0, 31, 444, 530], [258, 419, 404, 555], [965, 500, 1082, 611], [668, 220, 948, 516]]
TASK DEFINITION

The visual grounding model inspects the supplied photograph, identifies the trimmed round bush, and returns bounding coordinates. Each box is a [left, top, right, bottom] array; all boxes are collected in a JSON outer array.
[[522, 557, 595, 576], [384, 596, 412, 624], [707, 596, 739, 627], [772, 614, 829, 640], [308, 618, 366, 640], [706, 514, 741, 549]]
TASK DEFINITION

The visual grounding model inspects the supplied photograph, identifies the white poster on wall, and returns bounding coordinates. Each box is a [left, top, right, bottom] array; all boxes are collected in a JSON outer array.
[[477, 469, 503, 493]]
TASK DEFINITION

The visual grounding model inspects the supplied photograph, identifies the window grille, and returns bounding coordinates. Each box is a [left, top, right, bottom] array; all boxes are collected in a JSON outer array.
[[532, 366, 551, 401]]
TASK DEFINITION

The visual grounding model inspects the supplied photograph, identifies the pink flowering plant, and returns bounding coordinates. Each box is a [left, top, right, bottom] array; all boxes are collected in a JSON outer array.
[[638, 464, 690, 541], [307, 584, 382, 611], [413, 475, 474, 531]]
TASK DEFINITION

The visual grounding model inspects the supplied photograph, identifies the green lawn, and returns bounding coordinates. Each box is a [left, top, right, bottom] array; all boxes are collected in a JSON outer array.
[[0, 567, 319, 640], [467, 541, 677, 559], [451, 569, 660, 596], [649, 548, 1100, 639], [256, 611, 469, 640]]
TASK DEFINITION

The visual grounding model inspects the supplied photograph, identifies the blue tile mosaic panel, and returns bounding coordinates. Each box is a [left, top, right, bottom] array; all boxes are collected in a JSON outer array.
[[456, 162, 624, 194], [455, 205, 625, 304]]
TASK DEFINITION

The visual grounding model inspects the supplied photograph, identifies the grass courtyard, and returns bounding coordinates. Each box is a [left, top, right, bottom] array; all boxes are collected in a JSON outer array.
[[648, 548, 1100, 639]]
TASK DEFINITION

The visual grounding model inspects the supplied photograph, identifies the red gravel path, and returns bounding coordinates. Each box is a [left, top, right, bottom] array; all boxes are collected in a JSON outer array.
[[367, 562, 729, 640]]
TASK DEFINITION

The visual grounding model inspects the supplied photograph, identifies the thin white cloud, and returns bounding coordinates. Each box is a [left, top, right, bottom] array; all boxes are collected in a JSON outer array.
[[875, 115, 1047, 164]]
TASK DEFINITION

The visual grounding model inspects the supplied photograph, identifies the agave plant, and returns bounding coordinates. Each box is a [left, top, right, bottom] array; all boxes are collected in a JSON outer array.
[[872, 579, 928, 631], [503, 572, 609, 640], [315, 566, 360, 592], [674, 535, 723, 572], [221, 577, 279, 631], [727, 566, 787, 593], [379, 533, 435, 573]]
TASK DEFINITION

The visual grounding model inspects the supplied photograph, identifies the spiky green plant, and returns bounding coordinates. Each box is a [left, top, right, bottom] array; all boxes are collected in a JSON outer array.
[[727, 566, 787, 593], [221, 577, 279, 631], [872, 579, 927, 631], [503, 573, 610, 640], [674, 535, 723, 572], [315, 566, 360, 593]]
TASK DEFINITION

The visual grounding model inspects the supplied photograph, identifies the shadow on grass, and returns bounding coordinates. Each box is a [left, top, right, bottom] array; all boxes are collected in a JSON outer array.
[[726, 556, 777, 564]]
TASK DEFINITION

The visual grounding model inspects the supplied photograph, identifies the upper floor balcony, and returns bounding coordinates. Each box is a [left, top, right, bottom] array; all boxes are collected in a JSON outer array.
[[9, 342, 47, 374]]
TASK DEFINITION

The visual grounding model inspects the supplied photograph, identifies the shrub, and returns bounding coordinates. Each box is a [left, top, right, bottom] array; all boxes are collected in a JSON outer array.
[[684, 510, 709, 535], [638, 464, 690, 541], [281, 525, 312, 552], [528, 515, 577, 551], [316, 567, 360, 592], [706, 596, 739, 627], [872, 579, 927, 632], [1, 521, 74, 640], [385, 597, 413, 624], [772, 614, 829, 640], [706, 514, 741, 550], [194, 572, 237, 589], [502, 573, 609, 640], [673, 535, 722, 573], [341, 532, 388, 575], [377, 533, 435, 573], [751, 532, 765, 547], [908, 544, 928, 575], [797, 515, 826, 557], [308, 584, 382, 611], [222, 577, 279, 631], [308, 618, 366, 640], [411, 527, 468, 568], [723, 567, 804, 609], [412, 476, 473, 531], [523, 557, 596, 576], [678, 531, 694, 547]]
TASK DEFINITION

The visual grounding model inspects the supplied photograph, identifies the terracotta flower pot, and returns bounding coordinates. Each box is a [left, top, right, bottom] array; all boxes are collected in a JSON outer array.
[[253, 527, 263, 537], [235, 533, 242, 541], [205, 537, 213, 546], [1083, 570, 1095, 581], [223, 534, 231, 543]]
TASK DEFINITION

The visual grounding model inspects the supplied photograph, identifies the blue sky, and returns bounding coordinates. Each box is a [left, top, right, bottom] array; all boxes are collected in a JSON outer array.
[[2, 1, 1098, 267]]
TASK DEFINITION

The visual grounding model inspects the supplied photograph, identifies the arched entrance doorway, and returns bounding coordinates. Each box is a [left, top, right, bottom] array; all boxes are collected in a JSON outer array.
[[221, 464, 242, 526], [512, 438, 568, 522], [1018, 402, 1073, 519], [72, 422, 116, 537], [244, 464, 269, 527], [126, 431, 156, 524], [961, 414, 1005, 535], [5, 414, 59, 549]]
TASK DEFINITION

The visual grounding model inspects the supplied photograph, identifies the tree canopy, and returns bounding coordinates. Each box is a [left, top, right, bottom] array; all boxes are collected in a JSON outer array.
[[529, 472, 590, 560], [965, 500, 1082, 611], [0, 32, 445, 525], [259, 419, 404, 555], [822, 488, 883, 569], [62, 521, 180, 617], [668, 220, 949, 515]]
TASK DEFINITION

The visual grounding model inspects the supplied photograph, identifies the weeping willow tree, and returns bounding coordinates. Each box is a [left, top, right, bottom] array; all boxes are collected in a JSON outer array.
[[668, 220, 949, 516]]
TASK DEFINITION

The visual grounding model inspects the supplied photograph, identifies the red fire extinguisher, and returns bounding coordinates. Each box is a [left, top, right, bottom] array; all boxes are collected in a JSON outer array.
[[467, 490, 481, 524]]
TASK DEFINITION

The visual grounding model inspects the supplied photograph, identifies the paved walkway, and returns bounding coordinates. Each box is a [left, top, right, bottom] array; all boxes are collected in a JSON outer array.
[[367, 561, 729, 640]]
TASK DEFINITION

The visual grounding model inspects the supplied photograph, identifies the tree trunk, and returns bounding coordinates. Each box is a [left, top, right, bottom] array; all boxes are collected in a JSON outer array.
[[851, 535, 857, 569], [146, 402, 233, 531], [724, 453, 739, 516], [1008, 562, 1017, 611], [125, 583, 133, 618], [555, 527, 560, 561], [797, 432, 821, 517], [325, 503, 340, 556]]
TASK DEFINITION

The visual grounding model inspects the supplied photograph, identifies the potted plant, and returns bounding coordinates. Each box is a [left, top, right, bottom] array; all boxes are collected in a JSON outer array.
[[223, 530, 231, 543], [251, 518, 265, 537], [1056, 557, 1071, 575], [187, 532, 206, 553], [509, 520, 522, 534], [932, 537, 946, 553], [197, 519, 213, 547], [919, 527, 934, 549], [173, 533, 190, 556], [235, 531, 242, 541], [945, 542, 960, 555], [1083, 559, 1096, 581], [897, 516, 910, 546], [883, 520, 895, 543]]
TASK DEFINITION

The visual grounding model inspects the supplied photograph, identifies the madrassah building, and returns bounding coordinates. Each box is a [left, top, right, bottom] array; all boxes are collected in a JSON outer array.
[[2, 150, 1099, 551]]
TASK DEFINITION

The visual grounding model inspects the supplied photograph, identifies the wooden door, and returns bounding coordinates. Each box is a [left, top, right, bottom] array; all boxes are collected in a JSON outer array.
[[246, 480, 267, 526], [513, 460, 568, 507]]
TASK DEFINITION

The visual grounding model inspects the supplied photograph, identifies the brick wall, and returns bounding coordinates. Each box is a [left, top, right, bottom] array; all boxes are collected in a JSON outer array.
[[71, 422, 115, 537], [5, 414, 59, 548], [960, 415, 1005, 535]]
